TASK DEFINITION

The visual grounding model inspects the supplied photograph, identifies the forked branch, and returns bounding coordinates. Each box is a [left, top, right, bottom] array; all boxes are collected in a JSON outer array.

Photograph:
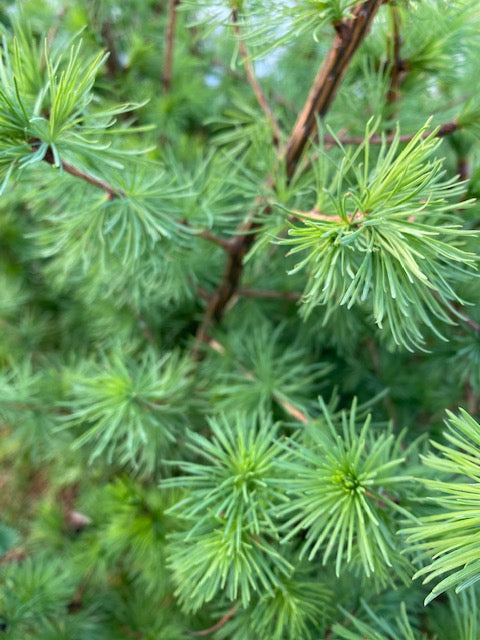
[[195, 0, 385, 348], [284, 0, 384, 177]]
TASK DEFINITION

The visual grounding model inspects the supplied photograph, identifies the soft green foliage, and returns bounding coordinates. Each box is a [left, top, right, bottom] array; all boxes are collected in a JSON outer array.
[[403, 410, 480, 604], [164, 414, 284, 534], [333, 601, 418, 640], [284, 122, 477, 350], [1, 0, 480, 638], [213, 569, 331, 640], [0, 23, 126, 176], [0, 556, 82, 638], [205, 317, 332, 415], [333, 589, 480, 640], [63, 348, 194, 472], [248, 572, 330, 640], [182, 0, 359, 56], [166, 414, 292, 610], [279, 400, 413, 579]]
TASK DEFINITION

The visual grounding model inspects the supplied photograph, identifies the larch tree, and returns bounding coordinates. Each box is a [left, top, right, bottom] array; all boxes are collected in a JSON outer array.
[[1, 0, 480, 638]]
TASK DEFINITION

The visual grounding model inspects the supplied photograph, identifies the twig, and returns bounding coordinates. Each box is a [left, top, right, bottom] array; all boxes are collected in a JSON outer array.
[[163, 0, 181, 92], [197, 229, 232, 250], [291, 207, 343, 223], [194, 227, 260, 350], [194, 0, 384, 349], [42, 150, 229, 249], [231, 7, 282, 146], [120, 626, 144, 639], [323, 120, 459, 147], [458, 311, 480, 333], [204, 336, 309, 422], [45, 6, 67, 55], [465, 381, 477, 415], [41, 145, 124, 198], [191, 604, 237, 636], [324, 609, 357, 639], [295, 120, 459, 178], [0, 547, 26, 565], [197, 286, 211, 301], [284, 0, 384, 177], [275, 396, 309, 423], [59, 160, 124, 199]]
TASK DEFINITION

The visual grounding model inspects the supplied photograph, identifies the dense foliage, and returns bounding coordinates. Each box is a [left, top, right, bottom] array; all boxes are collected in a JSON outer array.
[[1, 0, 480, 638]]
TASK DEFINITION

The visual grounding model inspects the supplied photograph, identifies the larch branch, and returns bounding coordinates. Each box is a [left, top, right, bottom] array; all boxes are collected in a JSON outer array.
[[457, 157, 470, 182], [163, 0, 181, 92], [191, 604, 237, 636], [284, 0, 384, 177], [43, 148, 124, 199], [59, 160, 125, 199], [323, 120, 459, 147], [196, 229, 232, 250], [194, 0, 384, 348], [43, 150, 228, 249]]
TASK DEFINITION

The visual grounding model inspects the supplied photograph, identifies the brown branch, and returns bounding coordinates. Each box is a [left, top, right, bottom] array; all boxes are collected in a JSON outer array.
[[0, 547, 26, 565], [465, 381, 477, 415], [197, 229, 232, 250], [59, 160, 124, 199], [202, 334, 310, 422], [275, 396, 309, 423], [324, 608, 358, 639], [194, 1, 384, 348], [194, 228, 260, 350], [45, 7, 66, 56], [41, 146, 124, 198], [284, 0, 384, 177], [163, 0, 181, 92], [120, 626, 144, 639], [458, 311, 480, 333], [191, 604, 237, 636], [231, 7, 282, 147], [323, 120, 459, 147], [197, 286, 211, 302], [290, 207, 343, 223]]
